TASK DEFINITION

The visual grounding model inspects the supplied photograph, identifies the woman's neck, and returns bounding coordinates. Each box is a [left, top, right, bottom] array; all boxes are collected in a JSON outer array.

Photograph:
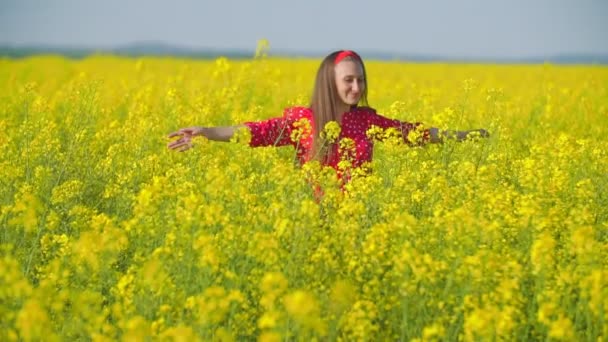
[[336, 103, 354, 121]]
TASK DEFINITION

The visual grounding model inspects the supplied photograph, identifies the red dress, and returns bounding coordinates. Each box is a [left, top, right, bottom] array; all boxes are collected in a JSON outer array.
[[244, 106, 430, 173]]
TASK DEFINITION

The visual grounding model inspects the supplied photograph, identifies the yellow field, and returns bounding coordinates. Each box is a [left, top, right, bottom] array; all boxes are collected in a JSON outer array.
[[1, 52, 607, 341]]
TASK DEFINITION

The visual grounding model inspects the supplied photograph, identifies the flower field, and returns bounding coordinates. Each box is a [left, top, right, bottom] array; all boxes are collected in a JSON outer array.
[[1, 52, 607, 341]]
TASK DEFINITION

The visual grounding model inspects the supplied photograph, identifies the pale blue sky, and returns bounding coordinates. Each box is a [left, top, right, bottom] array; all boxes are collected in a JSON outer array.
[[1, 0, 607, 59]]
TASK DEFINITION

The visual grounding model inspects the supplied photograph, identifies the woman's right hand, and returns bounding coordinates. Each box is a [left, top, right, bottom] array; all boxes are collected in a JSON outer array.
[[167, 126, 206, 152]]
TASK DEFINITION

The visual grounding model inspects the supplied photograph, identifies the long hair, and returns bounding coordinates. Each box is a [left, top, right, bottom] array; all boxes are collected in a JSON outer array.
[[309, 50, 369, 163]]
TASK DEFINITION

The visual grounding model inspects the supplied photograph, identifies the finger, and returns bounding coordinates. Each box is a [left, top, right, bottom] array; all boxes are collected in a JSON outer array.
[[178, 144, 193, 152], [168, 139, 189, 149], [167, 131, 183, 138], [167, 138, 183, 148]]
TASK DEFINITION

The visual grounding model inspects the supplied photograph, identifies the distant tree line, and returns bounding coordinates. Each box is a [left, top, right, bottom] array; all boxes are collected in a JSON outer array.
[[1, 44, 607, 64]]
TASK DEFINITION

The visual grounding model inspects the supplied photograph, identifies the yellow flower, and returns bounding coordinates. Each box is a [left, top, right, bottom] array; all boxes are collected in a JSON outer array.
[[530, 232, 556, 275], [283, 290, 326, 335], [329, 280, 357, 314], [422, 323, 446, 340], [230, 125, 253, 145], [16, 299, 56, 341], [366, 125, 384, 140], [50, 179, 84, 205], [258, 310, 280, 329], [290, 118, 312, 143], [548, 315, 574, 340], [159, 325, 198, 341], [260, 272, 288, 309], [339, 300, 379, 340], [255, 38, 271, 58], [321, 120, 341, 143], [258, 331, 281, 342]]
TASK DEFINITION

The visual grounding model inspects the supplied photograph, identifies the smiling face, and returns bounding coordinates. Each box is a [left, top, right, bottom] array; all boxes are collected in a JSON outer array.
[[334, 59, 366, 107]]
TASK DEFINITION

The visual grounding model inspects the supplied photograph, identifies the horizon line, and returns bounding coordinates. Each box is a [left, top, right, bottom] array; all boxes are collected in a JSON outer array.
[[1, 42, 608, 64]]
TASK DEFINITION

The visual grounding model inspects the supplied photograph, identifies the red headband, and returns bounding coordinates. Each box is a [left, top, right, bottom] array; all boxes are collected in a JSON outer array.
[[334, 50, 359, 64]]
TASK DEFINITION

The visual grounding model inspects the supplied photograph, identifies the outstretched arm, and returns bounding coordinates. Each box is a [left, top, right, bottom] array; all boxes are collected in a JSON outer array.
[[428, 127, 489, 143], [167, 108, 302, 152], [167, 125, 246, 151], [367, 111, 488, 145]]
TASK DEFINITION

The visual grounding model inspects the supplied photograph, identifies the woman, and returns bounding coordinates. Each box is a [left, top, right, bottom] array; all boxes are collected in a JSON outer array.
[[167, 50, 488, 179]]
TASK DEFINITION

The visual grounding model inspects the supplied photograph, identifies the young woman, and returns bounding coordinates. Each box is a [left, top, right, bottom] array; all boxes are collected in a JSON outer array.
[[167, 50, 488, 178]]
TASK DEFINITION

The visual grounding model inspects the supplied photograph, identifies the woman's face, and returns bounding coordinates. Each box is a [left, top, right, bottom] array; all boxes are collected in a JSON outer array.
[[334, 59, 365, 106]]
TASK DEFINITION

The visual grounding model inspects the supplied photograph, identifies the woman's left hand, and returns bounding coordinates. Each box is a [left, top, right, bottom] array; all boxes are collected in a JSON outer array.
[[475, 128, 490, 138], [167, 126, 206, 151]]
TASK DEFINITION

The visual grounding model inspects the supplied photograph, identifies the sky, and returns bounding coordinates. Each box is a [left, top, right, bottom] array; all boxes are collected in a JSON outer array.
[[1, 0, 607, 60]]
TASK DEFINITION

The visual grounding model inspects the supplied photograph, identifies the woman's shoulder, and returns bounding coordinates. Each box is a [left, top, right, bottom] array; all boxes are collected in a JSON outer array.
[[283, 106, 312, 119], [353, 106, 377, 116]]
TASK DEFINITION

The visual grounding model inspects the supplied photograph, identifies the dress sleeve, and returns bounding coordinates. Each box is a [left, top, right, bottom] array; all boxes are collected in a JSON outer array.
[[368, 111, 430, 145], [243, 107, 304, 147]]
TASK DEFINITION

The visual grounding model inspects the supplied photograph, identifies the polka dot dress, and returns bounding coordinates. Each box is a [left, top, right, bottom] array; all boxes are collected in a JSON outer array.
[[244, 106, 430, 170]]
